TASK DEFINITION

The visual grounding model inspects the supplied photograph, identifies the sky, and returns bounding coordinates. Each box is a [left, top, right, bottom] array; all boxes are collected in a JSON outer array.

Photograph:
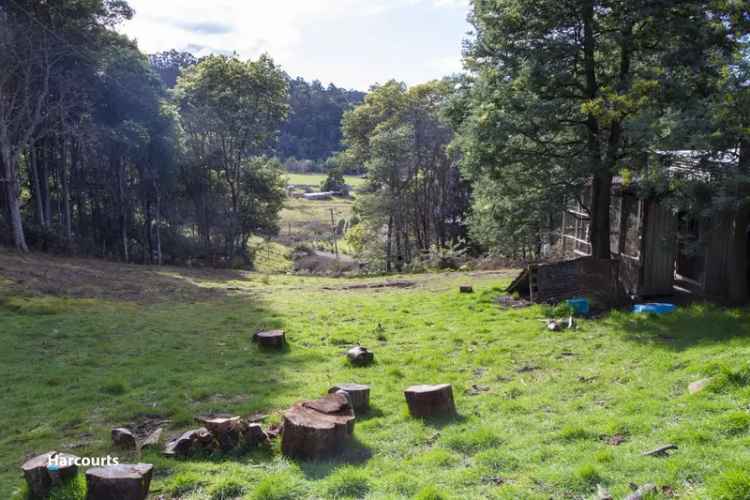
[[118, 0, 473, 91]]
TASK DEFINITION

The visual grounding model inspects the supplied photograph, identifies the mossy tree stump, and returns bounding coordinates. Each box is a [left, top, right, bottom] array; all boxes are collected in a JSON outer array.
[[404, 384, 456, 418], [85, 463, 153, 500], [281, 392, 355, 459]]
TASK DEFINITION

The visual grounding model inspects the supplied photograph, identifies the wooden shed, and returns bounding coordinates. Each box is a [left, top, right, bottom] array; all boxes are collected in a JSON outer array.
[[560, 182, 678, 298]]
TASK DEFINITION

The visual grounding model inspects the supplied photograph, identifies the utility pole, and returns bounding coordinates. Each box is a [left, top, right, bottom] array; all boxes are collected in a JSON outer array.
[[330, 208, 339, 259]]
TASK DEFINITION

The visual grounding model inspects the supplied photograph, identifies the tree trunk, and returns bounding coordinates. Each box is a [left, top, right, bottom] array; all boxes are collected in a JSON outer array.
[[154, 182, 162, 265], [727, 140, 750, 304], [29, 146, 47, 228], [1, 145, 29, 252], [590, 173, 612, 259]]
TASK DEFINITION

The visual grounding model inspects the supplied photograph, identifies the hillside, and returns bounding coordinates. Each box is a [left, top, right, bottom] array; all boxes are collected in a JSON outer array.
[[2, 253, 750, 498]]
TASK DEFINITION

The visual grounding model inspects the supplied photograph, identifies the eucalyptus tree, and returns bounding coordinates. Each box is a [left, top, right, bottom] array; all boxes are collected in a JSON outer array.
[[175, 55, 288, 261], [342, 80, 468, 270]]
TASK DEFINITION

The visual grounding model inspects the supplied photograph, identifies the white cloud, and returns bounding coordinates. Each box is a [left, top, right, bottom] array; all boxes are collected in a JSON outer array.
[[119, 0, 470, 89]]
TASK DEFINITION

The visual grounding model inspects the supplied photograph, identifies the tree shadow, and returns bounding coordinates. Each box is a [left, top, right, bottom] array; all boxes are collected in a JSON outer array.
[[420, 412, 467, 430], [604, 303, 750, 351], [354, 405, 385, 422], [297, 436, 373, 480]]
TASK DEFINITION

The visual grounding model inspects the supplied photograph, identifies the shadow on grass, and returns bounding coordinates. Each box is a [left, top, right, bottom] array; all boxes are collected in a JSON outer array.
[[297, 436, 373, 480], [605, 304, 750, 351], [421, 413, 467, 430], [355, 405, 385, 421]]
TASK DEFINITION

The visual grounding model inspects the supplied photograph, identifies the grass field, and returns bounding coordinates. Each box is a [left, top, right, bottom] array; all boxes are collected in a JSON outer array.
[[3, 252, 750, 499], [284, 173, 366, 189]]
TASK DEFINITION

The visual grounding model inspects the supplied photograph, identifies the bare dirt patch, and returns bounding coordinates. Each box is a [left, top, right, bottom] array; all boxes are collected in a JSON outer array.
[[0, 251, 250, 303]]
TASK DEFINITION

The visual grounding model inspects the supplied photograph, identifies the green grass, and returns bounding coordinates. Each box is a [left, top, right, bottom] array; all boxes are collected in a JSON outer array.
[[3, 263, 750, 498], [284, 172, 365, 189]]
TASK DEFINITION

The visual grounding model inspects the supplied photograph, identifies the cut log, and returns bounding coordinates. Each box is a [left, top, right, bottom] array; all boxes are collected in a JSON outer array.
[[196, 415, 241, 451], [282, 393, 355, 459], [111, 428, 137, 450], [22, 451, 79, 499], [459, 285, 474, 294], [254, 330, 286, 349], [328, 383, 370, 413], [239, 422, 269, 447], [347, 346, 374, 366], [404, 384, 457, 418], [625, 483, 657, 500], [85, 463, 153, 500], [162, 428, 213, 457], [139, 428, 162, 450]]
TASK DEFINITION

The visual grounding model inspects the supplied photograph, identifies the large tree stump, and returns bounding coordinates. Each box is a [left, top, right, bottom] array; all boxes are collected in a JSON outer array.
[[111, 428, 137, 450], [22, 451, 79, 499], [404, 384, 456, 418], [85, 464, 153, 500], [254, 330, 286, 349], [281, 393, 355, 459], [328, 383, 370, 413], [347, 346, 374, 366]]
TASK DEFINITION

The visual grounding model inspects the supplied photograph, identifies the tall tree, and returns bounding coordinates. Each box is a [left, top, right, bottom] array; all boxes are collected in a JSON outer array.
[[460, 0, 744, 258], [175, 54, 288, 261], [342, 80, 468, 271]]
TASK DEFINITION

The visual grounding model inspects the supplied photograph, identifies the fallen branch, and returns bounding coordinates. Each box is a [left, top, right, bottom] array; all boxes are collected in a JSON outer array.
[[641, 444, 677, 457]]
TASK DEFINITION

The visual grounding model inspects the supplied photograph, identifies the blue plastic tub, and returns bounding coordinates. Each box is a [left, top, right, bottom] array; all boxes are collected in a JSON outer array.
[[566, 298, 590, 315], [633, 303, 677, 314]]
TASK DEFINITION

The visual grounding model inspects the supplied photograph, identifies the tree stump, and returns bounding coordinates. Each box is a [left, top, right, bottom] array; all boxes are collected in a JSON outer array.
[[22, 452, 79, 499], [196, 415, 242, 451], [459, 285, 474, 294], [254, 330, 286, 349], [347, 346, 374, 366], [163, 428, 213, 457], [240, 422, 269, 447], [328, 383, 370, 413], [85, 464, 153, 500], [111, 428, 137, 450], [404, 384, 457, 418], [281, 392, 355, 459]]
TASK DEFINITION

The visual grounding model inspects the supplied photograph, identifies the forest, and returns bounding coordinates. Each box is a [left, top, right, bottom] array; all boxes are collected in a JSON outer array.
[[1, 0, 749, 298]]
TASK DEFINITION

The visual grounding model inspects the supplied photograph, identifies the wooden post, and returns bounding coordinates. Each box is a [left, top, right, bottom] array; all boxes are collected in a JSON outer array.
[[330, 208, 339, 259]]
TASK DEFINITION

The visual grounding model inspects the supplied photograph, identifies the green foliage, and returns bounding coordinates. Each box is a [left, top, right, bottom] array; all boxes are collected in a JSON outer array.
[[250, 475, 302, 500], [709, 468, 750, 500], [453, 0, 749, 259], [279, 78, 365, 164], [341, 79, 469, 270]]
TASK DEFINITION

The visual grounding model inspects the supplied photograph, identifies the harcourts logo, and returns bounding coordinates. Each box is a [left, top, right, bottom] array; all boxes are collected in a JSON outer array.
[[47, 454, 119, 471]]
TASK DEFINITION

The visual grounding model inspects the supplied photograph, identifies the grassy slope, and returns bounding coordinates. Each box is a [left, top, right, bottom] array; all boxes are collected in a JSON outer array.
[[2, 256, 750, 499]]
